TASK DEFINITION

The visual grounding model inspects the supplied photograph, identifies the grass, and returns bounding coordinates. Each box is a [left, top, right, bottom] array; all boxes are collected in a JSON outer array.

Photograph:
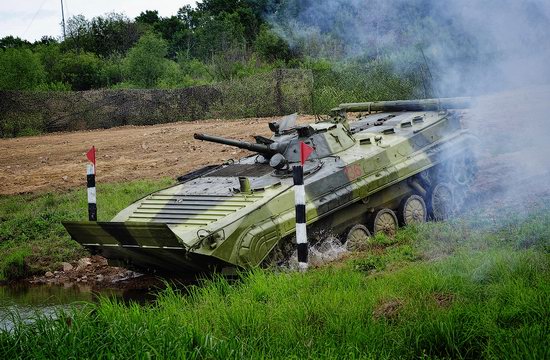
[[0, 196, 548, 358], [0, 178, 173, 281]]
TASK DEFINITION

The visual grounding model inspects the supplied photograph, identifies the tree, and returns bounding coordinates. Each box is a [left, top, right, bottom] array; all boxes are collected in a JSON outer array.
[[123, 32, 169, 87], [254, 25, 291, 62], [193, 12, 246, 60], [34, 43, 64, 84], [63, 13, 141, 57], [0, 48, 45, 90], [89, 13, 141, 56], [0, 36, 31, 50], [55, 51, 105, 90], [63, 15, 93, 52], [135, 10, 160, 25]]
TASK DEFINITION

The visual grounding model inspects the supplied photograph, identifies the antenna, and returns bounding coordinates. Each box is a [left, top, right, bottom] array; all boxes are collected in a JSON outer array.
[[61, 0, 66, 39]]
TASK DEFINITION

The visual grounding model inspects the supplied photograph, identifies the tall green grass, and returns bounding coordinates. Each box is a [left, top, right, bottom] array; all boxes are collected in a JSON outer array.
[[0, 178, 172, 280], [0, 250, 546, 359], [0, 202, 548, 358]]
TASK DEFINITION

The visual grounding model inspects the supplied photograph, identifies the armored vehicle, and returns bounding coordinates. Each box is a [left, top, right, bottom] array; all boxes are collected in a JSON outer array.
[[63, 98, 477, 274]]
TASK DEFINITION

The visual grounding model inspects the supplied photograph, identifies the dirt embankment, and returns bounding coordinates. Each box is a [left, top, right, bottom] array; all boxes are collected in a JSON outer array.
[[0, 116, 313, 195], [28, 256, 137, 287]]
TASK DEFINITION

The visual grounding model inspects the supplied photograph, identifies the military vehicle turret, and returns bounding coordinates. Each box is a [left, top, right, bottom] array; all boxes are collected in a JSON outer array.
[[63, 98, 477, 274]]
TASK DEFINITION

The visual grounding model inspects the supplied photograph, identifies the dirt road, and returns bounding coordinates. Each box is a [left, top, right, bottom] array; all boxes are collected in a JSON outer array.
[[0, 116, 313, 195]]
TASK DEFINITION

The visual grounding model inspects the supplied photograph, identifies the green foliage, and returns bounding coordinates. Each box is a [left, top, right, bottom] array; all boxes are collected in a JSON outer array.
[[123, 32, 170, 88], [0, 179, 172, 278], [1, 248, 30, 281], [254, 24, 291, 62], [101, 55, 125, 86], [0, 248, 547, 358], [55, 51, 105, 90], [135, 10, 160, 25], [0, 112, 44, 138], [311, 57, 425, 113], [0, 36, 31, 50], [63, 13, 141, 57], [156, 61, 186, 89], [33, 44, 67, 87], [177, 57, 213, 85], [193, 12, 246, 61], [0, 48, 45, 90]]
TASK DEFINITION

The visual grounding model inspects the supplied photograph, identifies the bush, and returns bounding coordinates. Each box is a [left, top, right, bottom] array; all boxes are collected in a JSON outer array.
[[0, 112, 44, 138], [1, 248, 30, 281], [34, 82, 71, 92], [55, 51, 106, 90], [0, 48, 45, 90], [254, 25, 291, 62], [102, 55, 125, 87], [157, 61, 186, 88], [123, 32, 169, 88]]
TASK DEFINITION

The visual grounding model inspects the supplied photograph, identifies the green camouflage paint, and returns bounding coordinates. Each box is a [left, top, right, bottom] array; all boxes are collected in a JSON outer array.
[[63, 98, 476, 274]]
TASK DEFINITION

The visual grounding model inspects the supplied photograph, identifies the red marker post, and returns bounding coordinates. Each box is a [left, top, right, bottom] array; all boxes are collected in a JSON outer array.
[[86, 146, 97, 221], [293, 141, 314, 271]]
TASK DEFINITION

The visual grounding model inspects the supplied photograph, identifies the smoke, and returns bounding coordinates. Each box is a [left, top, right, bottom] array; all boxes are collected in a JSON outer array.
[[268, 0, 550, 210], [269, 0, 550, 95]]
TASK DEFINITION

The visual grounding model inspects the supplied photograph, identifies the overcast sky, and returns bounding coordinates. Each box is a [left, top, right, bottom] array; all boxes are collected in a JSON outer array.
[[0, 0, 196, 41]]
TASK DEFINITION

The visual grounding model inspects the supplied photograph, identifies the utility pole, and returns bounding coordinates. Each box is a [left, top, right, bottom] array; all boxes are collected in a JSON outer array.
[[61, 0, 66, 39]]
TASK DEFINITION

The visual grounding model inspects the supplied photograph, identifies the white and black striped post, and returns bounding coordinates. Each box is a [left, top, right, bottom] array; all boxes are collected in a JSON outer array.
[[86, 146, 97, 221], [293, 165, 308, 271], [87, 164, 97, 221], [294, 141, 314, 271]]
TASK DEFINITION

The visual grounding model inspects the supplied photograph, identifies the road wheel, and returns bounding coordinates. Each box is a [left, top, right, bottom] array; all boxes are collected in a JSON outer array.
[[428, 182, 454, 221], [345, 224, 371, 251], [398, 195, 427, 226], [369, 208, 398, 237]]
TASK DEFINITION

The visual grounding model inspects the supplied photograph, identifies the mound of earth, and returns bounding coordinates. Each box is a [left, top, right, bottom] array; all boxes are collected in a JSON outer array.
[[28, 256, 140, 287]]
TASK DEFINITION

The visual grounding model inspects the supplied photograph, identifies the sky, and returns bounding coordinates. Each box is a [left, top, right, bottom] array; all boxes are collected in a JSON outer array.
[[0, 0, 196, 42]]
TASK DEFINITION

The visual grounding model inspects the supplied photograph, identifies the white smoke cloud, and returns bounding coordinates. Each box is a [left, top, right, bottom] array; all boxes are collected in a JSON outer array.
[[269, 0, 550, 96], [269, 0, 550, 219]]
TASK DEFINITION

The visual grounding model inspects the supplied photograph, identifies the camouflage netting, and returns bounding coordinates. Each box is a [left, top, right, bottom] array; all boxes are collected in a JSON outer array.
[[0, 69, 314, 138], [0, 65, 425, 138]]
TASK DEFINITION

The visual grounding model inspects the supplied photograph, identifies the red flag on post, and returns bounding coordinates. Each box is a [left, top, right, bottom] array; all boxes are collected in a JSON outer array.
[[86, 146, 96, 172], [299, 141, 314, 165]]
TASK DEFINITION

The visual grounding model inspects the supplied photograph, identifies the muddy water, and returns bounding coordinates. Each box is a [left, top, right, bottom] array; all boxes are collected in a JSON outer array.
[[0, 280, 166, 332]]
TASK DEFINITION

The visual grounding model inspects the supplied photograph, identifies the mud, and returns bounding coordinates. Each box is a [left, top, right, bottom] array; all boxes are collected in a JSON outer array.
[[27, 256, 143, 288], [0, 116, 314, 195]]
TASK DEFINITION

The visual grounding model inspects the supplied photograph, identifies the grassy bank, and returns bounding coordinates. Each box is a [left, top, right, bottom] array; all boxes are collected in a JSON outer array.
[[0, 178, 172, 281], [0, 201, 548, 358]]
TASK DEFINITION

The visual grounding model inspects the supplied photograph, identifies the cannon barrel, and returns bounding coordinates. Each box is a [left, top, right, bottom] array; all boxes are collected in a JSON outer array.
[[337, 97, 472, 113], [194, 133, 277, 155]]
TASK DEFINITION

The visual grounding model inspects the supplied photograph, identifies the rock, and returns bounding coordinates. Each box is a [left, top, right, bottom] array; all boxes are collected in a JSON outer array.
[[61, 262, 73, 272], [45, 271, 54, 278], [76, 257, 92, 270]]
